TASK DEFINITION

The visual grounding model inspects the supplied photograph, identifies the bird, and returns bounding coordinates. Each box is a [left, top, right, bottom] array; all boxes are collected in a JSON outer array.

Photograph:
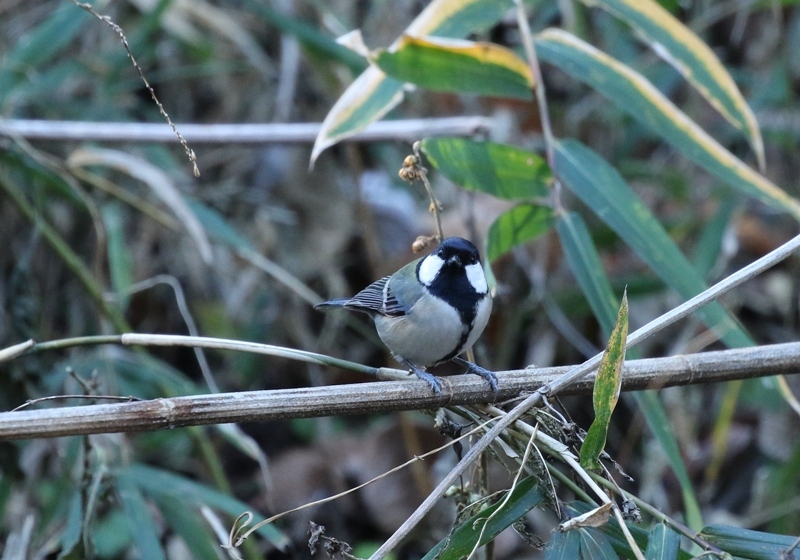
[[315, 237, 497, 395]]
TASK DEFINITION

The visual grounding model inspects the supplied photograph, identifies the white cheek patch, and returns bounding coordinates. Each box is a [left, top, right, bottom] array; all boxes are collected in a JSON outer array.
[[465, 263, 488, 294], [418, 254, 444, 285]]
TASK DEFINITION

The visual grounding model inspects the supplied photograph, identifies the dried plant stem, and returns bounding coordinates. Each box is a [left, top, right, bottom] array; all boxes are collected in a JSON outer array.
[[71, 1, 199, 177], [515, 0, 566, 209], [413, 141, 445, 242], [0, 117, 493, 144], [516, 0, 555, 171], [2, 341, 800, 440]]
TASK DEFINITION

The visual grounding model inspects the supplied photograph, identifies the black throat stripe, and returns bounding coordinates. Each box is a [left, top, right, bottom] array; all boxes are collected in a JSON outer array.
[[417, 260, 482, 326]]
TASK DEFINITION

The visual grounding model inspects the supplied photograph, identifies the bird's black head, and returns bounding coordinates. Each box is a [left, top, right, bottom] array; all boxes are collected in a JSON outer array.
[[416, 237, 488, 322], [436, 237, 481, 267]]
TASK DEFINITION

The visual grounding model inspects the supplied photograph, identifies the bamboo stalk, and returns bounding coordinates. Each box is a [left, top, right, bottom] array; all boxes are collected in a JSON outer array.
[[0, 117, 493, 144], [2, 342, 799, 441]]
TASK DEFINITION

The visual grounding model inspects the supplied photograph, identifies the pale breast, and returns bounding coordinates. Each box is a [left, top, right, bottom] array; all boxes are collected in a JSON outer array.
[[373, 295, 464, 367]]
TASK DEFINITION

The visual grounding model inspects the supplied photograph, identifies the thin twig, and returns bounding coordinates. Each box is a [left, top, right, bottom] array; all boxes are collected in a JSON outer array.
[[114, 275, 220, 393], [516, 0, 555, 171], [399, 142, 445, 245], [11, 394, 139, 412], [71, 1, 199, 177], [414, 141, 445, 243], [515, 0, 565, 210]]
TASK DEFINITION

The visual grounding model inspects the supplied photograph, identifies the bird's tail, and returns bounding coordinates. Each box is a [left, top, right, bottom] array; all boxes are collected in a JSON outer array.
[[314, 299, 350, 311]]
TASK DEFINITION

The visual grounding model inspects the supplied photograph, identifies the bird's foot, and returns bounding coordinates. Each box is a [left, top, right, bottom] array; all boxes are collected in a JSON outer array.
[[453, 357, 499, 393], [401, 359, 442, 395]]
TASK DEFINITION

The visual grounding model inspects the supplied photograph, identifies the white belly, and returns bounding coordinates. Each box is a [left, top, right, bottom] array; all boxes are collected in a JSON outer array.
[[374, 294, 491, 367]]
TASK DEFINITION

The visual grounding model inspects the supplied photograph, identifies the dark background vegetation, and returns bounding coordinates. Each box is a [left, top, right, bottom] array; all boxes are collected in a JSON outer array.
[[1, 0, 800, 558]]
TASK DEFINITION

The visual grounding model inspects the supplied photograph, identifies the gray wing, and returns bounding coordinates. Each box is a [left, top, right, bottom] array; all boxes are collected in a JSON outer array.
[[345, 276, 407, 317]]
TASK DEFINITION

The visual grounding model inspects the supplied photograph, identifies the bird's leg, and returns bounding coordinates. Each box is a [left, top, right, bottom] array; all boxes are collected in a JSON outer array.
[[400, 358, 442, 395], [452, 356, 499, 393]]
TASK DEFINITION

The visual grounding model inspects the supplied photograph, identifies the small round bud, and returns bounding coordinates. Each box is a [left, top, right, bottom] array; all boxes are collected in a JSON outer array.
[[412, 235, 436, 253]]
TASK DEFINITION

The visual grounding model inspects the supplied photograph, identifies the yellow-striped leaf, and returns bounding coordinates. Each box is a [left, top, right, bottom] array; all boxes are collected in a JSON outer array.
[[582, 0, 765, 170], [580, 291, 628, 472], [311, 66, 406, 163], [311, 0, 515, 164], [374, 35, 533, 99], [535, 29, 800, 220], [420, 137, 550, 199]]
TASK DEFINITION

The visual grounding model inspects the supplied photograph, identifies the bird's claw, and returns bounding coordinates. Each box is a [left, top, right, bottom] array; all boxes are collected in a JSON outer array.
[[412, 368, 443, 395], [453, 357, 499, 393]]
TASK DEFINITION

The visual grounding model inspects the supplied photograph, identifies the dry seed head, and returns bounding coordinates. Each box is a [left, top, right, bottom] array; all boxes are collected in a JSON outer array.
[[412, 235, 437, 253]]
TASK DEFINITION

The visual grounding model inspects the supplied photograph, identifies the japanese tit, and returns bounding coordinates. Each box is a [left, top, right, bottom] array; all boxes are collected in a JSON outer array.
[[315, 237, 497, 394]]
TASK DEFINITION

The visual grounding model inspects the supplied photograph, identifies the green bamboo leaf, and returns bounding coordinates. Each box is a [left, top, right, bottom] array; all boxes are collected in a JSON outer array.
[[0, 4, 90, 104], [118, 464, 289, 549], [644, 523, 681, 560], [423, 476, 544, 559], [404, 0, 516, 38], [240, 0, 366, 73], [578, 528, 619, 559], [486, 204, 555, 262], [93, 510, 132, 558], [187, 198, 254, 251], [692, 197, 738, 280], [420, 137, 550, 199], [374, 35, 532, 99], [556, 212, 619, 335], [59, 351, 200, 400], [567, 502, 655, 558], [554, 210, 704, 530], [535, 29, 800, 220], [699, 524, 797, 560], [102, 203, 133, 312], [545, 529, 581, 559], [155, 497, 220, 560], [580, 0, 764, 169], [57, 491, 84, 560], [311, 66, 407, 163], [115, 476, 166, 560], [553, 138, 752, 350], [636, 391, 703, 531], [580, 292, 628, 472], [311, 0, 515, 163]]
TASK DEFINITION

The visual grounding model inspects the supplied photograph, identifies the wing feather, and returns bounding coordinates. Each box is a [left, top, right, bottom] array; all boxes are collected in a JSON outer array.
[[345, 276, 407, 317]]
